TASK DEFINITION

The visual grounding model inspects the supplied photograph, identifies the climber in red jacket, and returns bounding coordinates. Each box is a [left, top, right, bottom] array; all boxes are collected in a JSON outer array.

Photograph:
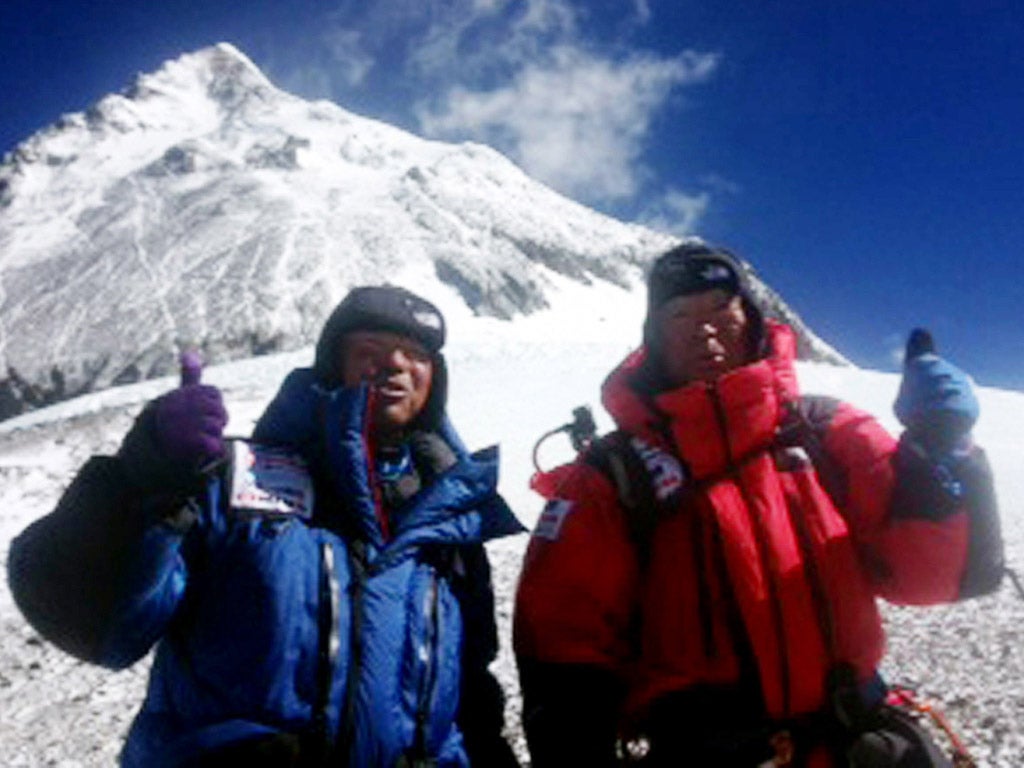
[[514, 243, 1002, 767]]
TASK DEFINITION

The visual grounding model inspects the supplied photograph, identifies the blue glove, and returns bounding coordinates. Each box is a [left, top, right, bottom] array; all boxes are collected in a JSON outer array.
[[153, 352, 228, 470], [894, 329, 979, 456]]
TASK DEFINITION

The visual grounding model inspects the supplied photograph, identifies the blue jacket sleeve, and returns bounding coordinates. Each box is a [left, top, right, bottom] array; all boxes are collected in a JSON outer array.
[[96, 510, 195, 668]]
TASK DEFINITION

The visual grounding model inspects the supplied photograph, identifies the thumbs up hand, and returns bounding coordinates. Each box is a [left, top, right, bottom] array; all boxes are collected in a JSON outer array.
[[894, 328, 979, 456], [153, 352, 228, 470], [179, 350, 203, 387]]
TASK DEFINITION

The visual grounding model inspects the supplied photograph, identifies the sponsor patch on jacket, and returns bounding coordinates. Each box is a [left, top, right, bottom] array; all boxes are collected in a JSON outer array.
[[533, 499, 574, 541], [629, 436, 687, 500], [229, 442, 314, 519]]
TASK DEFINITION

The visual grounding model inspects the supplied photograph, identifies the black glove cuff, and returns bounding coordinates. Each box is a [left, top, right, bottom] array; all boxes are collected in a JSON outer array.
[[891, 434, 967, 520]]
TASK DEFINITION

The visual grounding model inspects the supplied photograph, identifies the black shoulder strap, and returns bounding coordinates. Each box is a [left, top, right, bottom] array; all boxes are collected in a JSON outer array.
[[777, 396, 849, 512], [777, 397, 851, 668], [583, 400, 850, 575], [584, 430, 665, 567]]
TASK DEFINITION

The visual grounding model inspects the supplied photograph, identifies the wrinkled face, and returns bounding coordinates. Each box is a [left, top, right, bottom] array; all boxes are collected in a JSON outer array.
[[655, 289, 750, 388], [340, 330, 434, 438]]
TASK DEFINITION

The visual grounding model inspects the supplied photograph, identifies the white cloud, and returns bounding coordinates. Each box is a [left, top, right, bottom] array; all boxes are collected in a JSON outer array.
[[699, 172, 742, 196], [271, 0, 720, 213], [637, 188, 711, 235], [517, 0, 578, 36], [322, 28, 375, 87], [417, 45, 719, 203], [886, 332, 907, 367], [407, 0, 576, 81], [275, 65, 335, 101], [632, 0, 652, 25]]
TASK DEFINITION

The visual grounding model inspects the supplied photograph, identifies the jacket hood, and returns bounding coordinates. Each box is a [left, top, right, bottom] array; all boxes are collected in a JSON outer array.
[[252, 367, 524, 547], [253, 368, 464, 462], [601, 321, 801, 477]]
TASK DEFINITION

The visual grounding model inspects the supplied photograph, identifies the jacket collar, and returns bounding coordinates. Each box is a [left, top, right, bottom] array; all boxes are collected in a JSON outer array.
[[252, 367, 523, 550], [601, 321, 801, 481]]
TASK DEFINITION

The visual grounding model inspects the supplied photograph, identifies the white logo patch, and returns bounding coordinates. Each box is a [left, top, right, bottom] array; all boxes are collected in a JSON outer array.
[[413, 310, 443, 330], [630, 436, 687, 500], [533, 499, 574, 541], [230, 442, 315, 519], [699, 263, 733, 283]]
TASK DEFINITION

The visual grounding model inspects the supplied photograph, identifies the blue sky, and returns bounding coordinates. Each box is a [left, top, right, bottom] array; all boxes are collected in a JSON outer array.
[[2, 1, 1022, 389]]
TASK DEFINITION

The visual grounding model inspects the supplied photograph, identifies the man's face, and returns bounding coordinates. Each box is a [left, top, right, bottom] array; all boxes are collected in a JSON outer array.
[[340, 330, 434, 437], [654, 289, 750, 388]]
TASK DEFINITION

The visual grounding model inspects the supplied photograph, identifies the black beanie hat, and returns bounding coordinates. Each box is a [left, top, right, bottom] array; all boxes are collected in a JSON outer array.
[[642, 242, 765, 369], [314, 285, 448, 429], [646, 242, 747, 311]]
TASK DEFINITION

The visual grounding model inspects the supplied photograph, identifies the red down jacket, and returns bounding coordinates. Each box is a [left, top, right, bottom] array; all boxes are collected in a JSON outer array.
[[514, 321, 1001, 765]]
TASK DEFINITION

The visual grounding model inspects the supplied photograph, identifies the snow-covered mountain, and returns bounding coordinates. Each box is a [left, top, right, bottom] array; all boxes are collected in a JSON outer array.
[[0, 42, 843, 420]]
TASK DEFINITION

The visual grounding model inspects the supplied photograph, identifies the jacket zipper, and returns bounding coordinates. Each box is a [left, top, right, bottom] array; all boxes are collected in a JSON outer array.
[[337, 539, 369, 767], [690, 505, 716, 659], [312, 541, 342, 765], [361, 387, 392, 542], [410, 571, 441, 763], [707, 382, 792, 715]]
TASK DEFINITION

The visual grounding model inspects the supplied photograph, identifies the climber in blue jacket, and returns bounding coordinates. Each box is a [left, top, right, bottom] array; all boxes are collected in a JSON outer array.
[[8, 285, 524, 767]]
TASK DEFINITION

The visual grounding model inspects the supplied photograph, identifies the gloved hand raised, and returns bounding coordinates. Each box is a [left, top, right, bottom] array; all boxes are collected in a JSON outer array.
[[894, 328, 979, 456], [153, 351, 228, 471]]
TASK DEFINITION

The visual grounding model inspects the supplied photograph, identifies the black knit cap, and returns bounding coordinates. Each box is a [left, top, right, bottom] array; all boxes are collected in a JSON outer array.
[[646, 242, 747, 311], [314, 285, 448, 428], [316, 285, 445, 361]]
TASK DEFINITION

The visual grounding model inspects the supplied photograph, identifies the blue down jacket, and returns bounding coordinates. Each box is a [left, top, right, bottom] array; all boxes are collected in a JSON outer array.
[[9, 369, 523, 767]]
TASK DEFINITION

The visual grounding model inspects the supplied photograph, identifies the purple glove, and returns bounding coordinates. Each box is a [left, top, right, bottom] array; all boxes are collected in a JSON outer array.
[[153, 352, 228, 469]]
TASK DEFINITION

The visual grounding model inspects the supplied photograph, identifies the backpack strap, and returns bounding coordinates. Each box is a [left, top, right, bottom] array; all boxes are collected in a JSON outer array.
[[584, 399, 850, 666], [775, 396, 849, 512], [776, 398, 851, 664], [582, 397, 849, 566], [583, 430, 669, 568]]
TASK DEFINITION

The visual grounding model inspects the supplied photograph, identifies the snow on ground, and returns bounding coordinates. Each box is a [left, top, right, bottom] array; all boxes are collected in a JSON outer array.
[[1, 311, 1022, 765]]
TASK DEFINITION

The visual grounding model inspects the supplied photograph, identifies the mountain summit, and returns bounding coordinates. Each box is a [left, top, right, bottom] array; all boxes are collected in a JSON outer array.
[[0, 43, 843, 419]]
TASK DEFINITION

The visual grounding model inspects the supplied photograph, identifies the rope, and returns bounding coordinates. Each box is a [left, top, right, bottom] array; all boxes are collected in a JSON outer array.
[[886, 686, 976, 768]]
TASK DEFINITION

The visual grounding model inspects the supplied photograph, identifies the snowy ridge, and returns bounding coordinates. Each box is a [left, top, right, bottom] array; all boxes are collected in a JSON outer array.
[[0, 42, 842, 420]]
